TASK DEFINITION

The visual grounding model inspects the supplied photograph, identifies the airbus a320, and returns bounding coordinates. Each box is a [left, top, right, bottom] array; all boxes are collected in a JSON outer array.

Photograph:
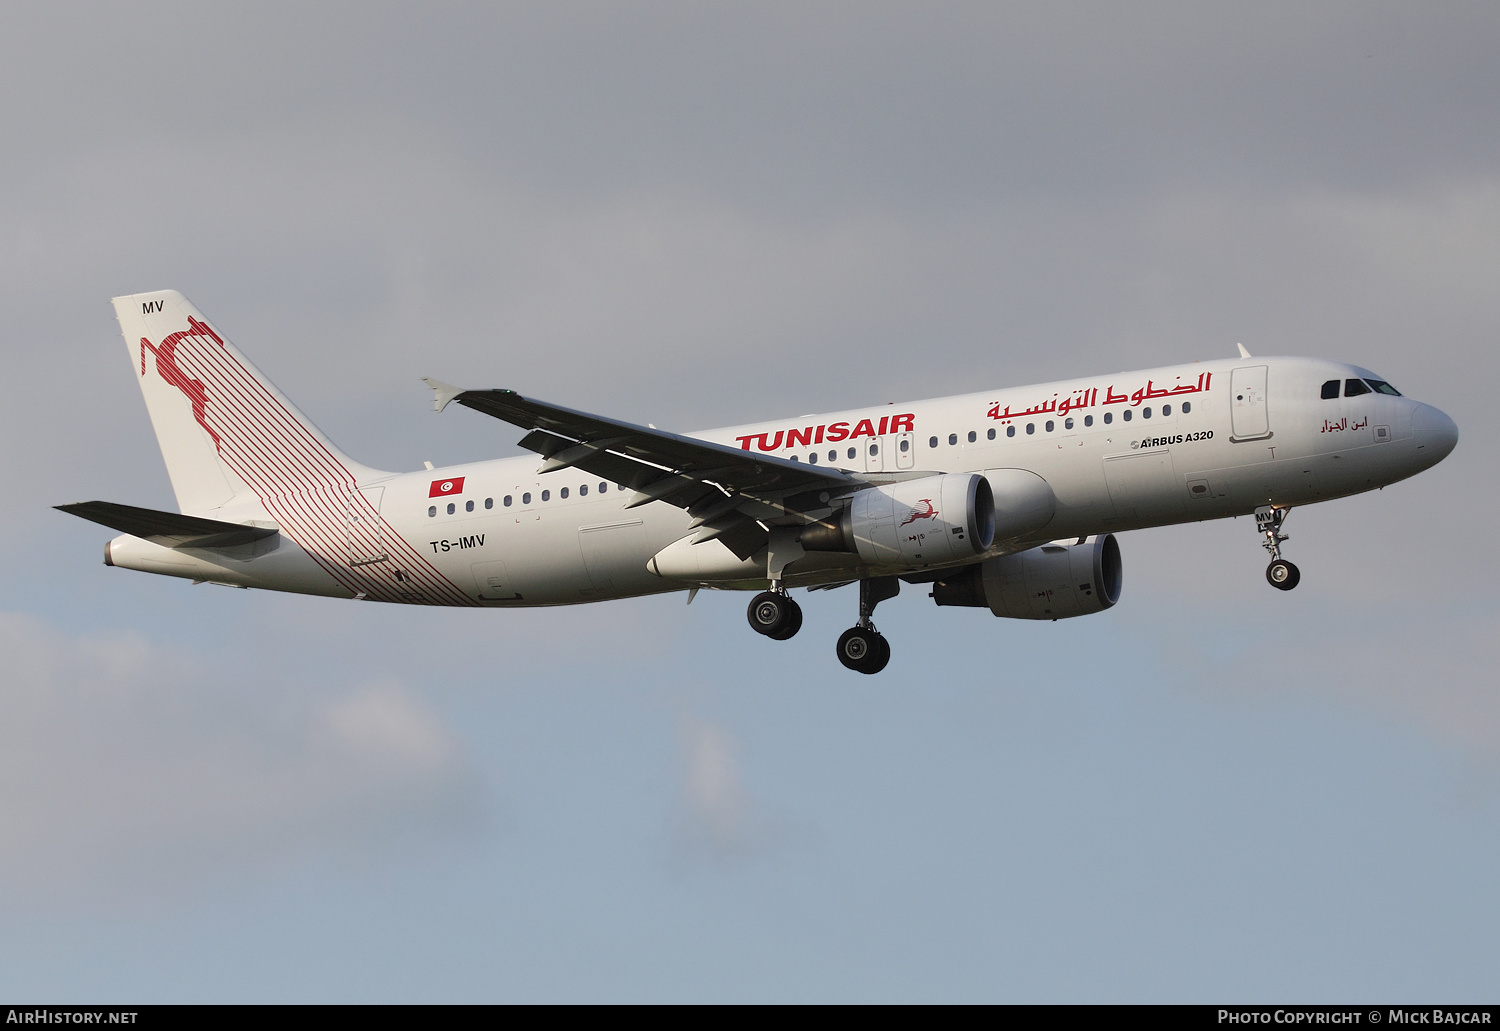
[[59, 291, 1458, 674]]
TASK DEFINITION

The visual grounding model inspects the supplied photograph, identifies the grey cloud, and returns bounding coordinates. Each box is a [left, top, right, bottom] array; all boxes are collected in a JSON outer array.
[[0, 611, 482, 910]]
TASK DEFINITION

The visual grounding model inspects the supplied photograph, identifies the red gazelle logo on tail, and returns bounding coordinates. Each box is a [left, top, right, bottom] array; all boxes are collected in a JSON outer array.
[[140, 317, 225, 450]]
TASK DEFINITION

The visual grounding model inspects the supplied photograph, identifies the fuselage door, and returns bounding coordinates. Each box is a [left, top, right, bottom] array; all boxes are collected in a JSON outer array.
[[863, 436, 886, 473], [895, 431, 915, 469], [347, 486, 387, 566], [1230, 365, 1271, 441]]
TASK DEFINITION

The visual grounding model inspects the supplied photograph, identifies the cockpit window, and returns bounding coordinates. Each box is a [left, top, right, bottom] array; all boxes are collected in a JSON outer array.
[[1320, 379, 1340, 400], [1365, 379, 1402, 396], [1344, 378, 1371, 397]]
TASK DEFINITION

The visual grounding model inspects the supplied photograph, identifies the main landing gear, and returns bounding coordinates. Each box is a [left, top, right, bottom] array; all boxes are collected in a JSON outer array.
[[1255, 505, 1300, 591], [836, 576, 898, 675], [745, 576, 898, 674], [747, 588, 803, 640]]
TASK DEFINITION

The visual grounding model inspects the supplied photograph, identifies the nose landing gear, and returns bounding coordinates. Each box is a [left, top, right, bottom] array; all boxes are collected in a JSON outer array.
[[1256, 505, 1300, 591]]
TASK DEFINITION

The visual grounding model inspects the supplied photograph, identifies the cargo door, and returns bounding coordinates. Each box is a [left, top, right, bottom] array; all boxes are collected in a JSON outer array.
[[470, 559, 517, 600], [578, 518, 649, 594], [1103, 451, 1180, 520]]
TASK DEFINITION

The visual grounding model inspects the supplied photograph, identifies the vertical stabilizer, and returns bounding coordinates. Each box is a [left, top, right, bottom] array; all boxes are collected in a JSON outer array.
[[113, 290, 380, 515]]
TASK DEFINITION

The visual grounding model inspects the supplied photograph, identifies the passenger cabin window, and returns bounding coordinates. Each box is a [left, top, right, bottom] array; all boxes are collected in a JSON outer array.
[[579, 484, 588, 495], [560, 487, 569, 498], [1321, 379, 1340, 399], [1345, 378, 1371, 397], [1161, 404, 1171, 416], [599, 483, 608, 493], [485, 497, 493, 509], [1181, 402, 1191, 414], [948, 433, 958, 445], [1045, 420, 1054, 432], [847, 448, 856, 460], [465, 500, 474, 512], [1367, 379, 1402, 396], [1103, 412, 1113, 424], [967, 430, 976, 443], [428, 506, 436, 518], [809, 452, 820, 463], [1142, 407, 1151, 419], [522, 492, 531, 505], [1064, 417, 1074, 430], [504, 495, 513, 507], [1026, 423, 1035, 435], [446, 503, 455, 515], [929, 436, 938, 448], [987, 428, 995, 440], [541, 490, 550, 501], [1084, 415, 1093, 427], [1007, 425, 1016, 437], [1122, 410, 1132, 422]]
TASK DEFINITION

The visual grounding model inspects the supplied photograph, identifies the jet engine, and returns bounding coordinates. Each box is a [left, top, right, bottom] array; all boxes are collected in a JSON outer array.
[[931, 534, 1122, 619], [801, 473, 995, 568]]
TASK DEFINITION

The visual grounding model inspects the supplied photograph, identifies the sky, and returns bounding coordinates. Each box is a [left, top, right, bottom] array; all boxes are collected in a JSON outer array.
[[1, 1, 1497, 1002]]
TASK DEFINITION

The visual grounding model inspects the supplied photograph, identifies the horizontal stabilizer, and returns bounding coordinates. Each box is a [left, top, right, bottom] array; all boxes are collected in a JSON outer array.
[[55, 501, 279, 549]]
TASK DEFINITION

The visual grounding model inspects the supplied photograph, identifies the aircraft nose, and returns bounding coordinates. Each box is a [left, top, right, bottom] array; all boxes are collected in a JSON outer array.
[[1413, 403, 1458, 465]]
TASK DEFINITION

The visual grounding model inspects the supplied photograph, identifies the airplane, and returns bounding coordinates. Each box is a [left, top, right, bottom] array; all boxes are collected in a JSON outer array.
[[58, 290, 1459, 674]]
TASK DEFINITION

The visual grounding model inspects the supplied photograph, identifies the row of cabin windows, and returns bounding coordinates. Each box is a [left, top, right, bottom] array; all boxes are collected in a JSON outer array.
[[932, 401, 1191, 443], [1321, 378, 1402, 400], [428, 481, 622, 517], [782, 401, 1197, 463]]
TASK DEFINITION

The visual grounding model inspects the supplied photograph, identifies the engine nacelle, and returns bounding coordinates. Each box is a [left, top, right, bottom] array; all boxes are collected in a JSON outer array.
[[931, 534, 1122, 619], [803, 473, 995, 569]]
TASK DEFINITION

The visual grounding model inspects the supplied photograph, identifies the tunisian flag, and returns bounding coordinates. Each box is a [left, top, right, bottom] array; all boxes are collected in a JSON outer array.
[[429, 477, 466, 498]]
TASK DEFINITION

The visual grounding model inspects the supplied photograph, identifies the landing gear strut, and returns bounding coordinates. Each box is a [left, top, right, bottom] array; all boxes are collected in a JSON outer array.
[[747, 585, 802, 640], [1255, 505, 1300, 591], [836, 577, 898, 674]]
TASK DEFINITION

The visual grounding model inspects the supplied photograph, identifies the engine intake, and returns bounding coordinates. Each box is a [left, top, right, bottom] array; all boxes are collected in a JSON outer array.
[[931, 534, 1122, 619]]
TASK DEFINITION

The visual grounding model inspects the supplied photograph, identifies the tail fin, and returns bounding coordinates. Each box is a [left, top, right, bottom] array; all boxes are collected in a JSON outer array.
[[114, 290, 380, 515]]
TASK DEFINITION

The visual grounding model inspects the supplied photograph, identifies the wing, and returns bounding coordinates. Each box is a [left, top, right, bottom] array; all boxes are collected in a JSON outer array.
[[424, 380, 862, 559], [56, 501, 279, 549]]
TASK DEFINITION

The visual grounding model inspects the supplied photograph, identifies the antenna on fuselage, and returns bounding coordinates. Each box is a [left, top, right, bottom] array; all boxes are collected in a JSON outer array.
[[1236, 342, 1253, 359]]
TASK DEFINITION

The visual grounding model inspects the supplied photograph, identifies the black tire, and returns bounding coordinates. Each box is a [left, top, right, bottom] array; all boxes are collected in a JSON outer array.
[[747, 591, 791, 636], [836, 627, 890, 674], [1266, 559, 1301, 591], [769, 599, 803, 640]]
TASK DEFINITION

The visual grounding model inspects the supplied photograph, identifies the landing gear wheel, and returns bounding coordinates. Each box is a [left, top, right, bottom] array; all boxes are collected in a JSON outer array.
[[747, 591, 800, 637], [769, 600, 803, 640], [1266, 559, 1300, 591], [836, 627, 890, 674]]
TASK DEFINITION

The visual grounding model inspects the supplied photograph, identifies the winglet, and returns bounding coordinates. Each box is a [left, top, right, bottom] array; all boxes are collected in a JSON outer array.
[[422, 378, 465, 413], [1236, 342, 1252, 359]]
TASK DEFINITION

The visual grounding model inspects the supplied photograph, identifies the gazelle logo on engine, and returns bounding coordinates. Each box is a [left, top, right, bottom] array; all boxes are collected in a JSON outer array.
[[899, 499, 938, 526]]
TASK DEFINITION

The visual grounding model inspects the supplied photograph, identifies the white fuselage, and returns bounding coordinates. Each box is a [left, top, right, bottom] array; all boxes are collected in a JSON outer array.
[[105, 355, 1456, 605]]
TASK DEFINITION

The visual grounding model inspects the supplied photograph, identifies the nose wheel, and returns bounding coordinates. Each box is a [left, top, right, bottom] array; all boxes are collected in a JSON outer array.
[[1255, 505, 1300, 591], [747, 589, 803, 639], [1266, 559, 1300, 590]]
